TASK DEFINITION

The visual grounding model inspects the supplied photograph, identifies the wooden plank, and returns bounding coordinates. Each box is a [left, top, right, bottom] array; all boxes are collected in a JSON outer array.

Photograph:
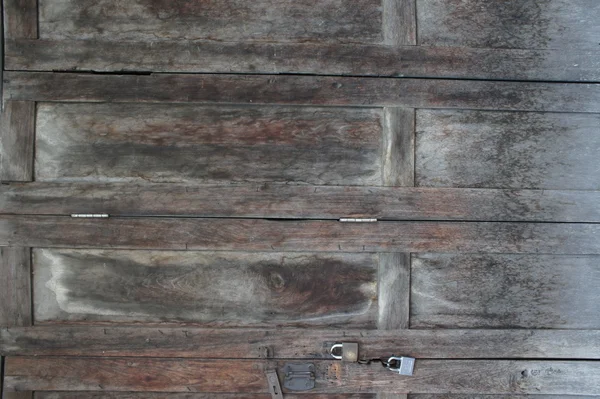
[[0, 102, 35, 182], [3, 0, 37, 39], [383, 0, 417, 46], [410, 396, 595, 399], [5, 357, 600, 395], [416, 109, 600, 190], [4, 327, 600, 360], [35, 394, 375, 399], [2, 183, 600, 223], [34, 103, 383, 185], [418, 0, 600, 50], [6, 72, 600, 113], [1, 216, 600, 254], [32, 249, 378, 327], [0, 247, 31, 328], [6, 39, 600, 82], [378, 253, 410, 329], [411, 254, 600, 329], [37, 0, 382, 44], [382, 108, 414, 187], [3, 392, 32, 399]]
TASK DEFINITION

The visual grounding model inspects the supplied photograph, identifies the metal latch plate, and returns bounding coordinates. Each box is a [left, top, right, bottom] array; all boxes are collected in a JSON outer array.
[[283, 363, 315, 391], [266, 370, 283, 398]]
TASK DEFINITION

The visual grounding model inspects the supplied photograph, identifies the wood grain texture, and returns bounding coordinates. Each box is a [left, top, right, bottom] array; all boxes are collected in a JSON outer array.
[[378, 253, 410, 329], [382, 108, 414, 186], [32, 249, 378, 327], [37, 0, 382, 44], [2, 216, 600, 254], [383, 0, 416, 45], [0, 101, 35, 182], [410, 395, 595, 399], [3, 392, 33, 399], [4, 327, 600, 359], [418, 0, 600, 49], [411, 254, 600, 329], [3, 0, 37, 39], [2, 183, 600, 223], [0, 247, 31, 327], [416, 109, 600, 189], [35, 394, 374, 399], [6, 39, 600, 82], [5, 357, 600, 395], [34, 103, 382, 185], [6, 72, 600, 112]]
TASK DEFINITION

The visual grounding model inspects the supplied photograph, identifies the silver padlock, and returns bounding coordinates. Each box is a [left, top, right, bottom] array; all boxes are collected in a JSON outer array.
[[330, 342, 359, 362], [387, 356, 415, 376]]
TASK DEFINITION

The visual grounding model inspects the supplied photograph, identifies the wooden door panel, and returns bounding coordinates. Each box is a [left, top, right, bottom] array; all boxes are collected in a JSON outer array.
[[32, 249, 378, 327]]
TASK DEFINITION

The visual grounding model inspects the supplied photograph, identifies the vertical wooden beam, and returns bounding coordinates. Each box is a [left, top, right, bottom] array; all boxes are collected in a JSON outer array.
[[0, 247, 32, 327], [3, 0, 38, 39], [0, 101, 35, 182], [382, 107, 415, 187], [383, 0, 417, 46], [378, 252, 411, 330]]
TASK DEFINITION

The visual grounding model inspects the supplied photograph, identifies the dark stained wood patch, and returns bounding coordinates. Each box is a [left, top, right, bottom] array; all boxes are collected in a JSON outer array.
[[35, 103, 383, 185], [38, 0, 382, 44], [3, 0, 38, 39], [0, 247, 32, 327], [417, 0, 600, 49], [416, 109, 600, 189], [0, 101, 36, 182], [33, 249, 378, 327], [411, 254, 600, 329]]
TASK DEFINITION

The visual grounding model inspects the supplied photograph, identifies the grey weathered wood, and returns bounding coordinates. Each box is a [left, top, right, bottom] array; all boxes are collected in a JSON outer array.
[[418, 0, 600, 50], [378, 253, 410, 329], [2, 183, 600, 223], [3, 392, 33, 399], [380, 395, 407, 399], [1, 216, 599, 254], [411, 254, 600, 329], [6, 72, 600, 112], [383, 0, 416, 45], [35, 394, 374, 399], [382, 108, 414, 187], [5, 357, 600, 395], [416, 109, 600, 189], [410, 396, 595, 399], [37, 0, 382, 44], [32, 249, 378, 327], [3, 0, 37, 39], [7, 39, 600, 82], [34, 103, 382, 185], [0, 247, 31, 328], [3, 327, 600, 359], [0, 102, 35, 182]]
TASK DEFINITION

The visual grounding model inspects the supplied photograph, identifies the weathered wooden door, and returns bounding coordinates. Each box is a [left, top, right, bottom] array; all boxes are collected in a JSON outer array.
[[2, 1, 600, 398]]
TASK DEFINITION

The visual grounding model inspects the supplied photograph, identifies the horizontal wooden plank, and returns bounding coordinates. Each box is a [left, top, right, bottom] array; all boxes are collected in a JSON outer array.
[[1, 217, 599, 254], [35, 394, 374, 399], [410, 395, 595, 399], [4, 327, 600, 360], [32, 249, 378, 327], [5, 357, 600, 394], [2, 183, 600, 223], [416, 110, 600, 190], [37, 0, 382, 44], [411, 254, 600, 329], [7, 40, 600, 82], [418, 0, 600, 50], [34, 103, 382, 185], [5, 72, 600, 112]]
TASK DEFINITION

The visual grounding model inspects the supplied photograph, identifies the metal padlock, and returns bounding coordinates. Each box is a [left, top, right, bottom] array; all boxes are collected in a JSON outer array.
[[387, 356, 415, 376], [330, 342, 359, 362]]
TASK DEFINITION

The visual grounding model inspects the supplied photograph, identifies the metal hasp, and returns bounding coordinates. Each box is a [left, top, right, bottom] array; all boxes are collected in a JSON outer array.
[[266, 370, 283, 399], [330, 342, 359, 362], [283, 363, 316, 391], [387, 356, 415, 376]]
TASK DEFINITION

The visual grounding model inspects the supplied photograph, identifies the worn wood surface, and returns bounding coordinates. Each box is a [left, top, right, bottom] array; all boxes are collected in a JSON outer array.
[[411, 254, 600, 329], [3, 392, 33, 399], [382, 108, 414, 187], [35, 103, 382, 185], [6, 72, 600, 112], [418, 0, 600, 50], [7, 39, 600, 82], [4, 327, 599, 359], [0, 101, 35, 182], [383, 0, 416, 46], [35, 394, 375, 399], [0, 247, 31, 328], [378, 253, 410, 329], [410, 396, 595, 399], [416, 110, 600, 189], [2, 183, 600, 223], [2, 216, 600, 254], [37, 0, 382, 44], [32, 249, 377, 327], [3, 0, 37, 39], [5, 357, 600, 395]]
